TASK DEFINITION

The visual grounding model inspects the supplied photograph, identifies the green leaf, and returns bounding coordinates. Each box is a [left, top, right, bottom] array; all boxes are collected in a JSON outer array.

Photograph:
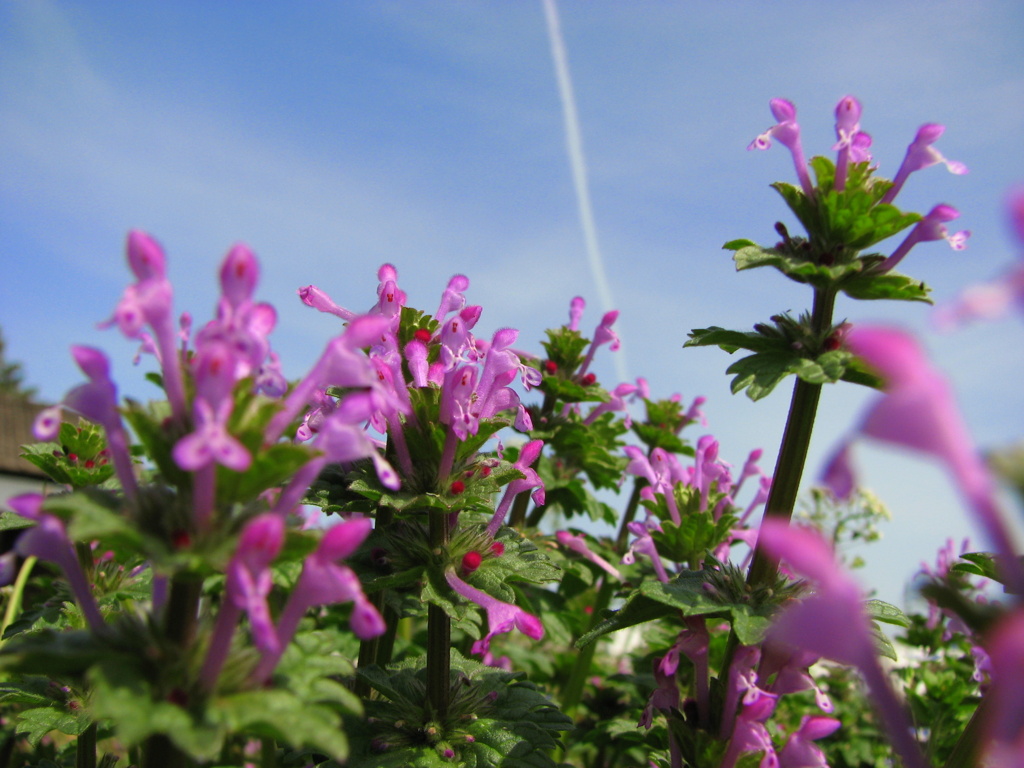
[[0, 510, 33, 532], [216, 690, 349, 761], [841, 270, 932, 303], [578, 570, 773, 647], [14, 706, 92, 747], [865, 599, 911, 628]]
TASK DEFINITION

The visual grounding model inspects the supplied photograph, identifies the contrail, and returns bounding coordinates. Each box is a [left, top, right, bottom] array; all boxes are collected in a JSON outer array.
[[542, 0, 629, 385]]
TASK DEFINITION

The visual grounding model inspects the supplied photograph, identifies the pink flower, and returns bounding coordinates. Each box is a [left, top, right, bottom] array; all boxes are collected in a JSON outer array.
[[445, 571, 543, 656], [749, 98, 814, 200], [823, 325, 1023, 593], [881, 123, 967, 205], [757, 520, 927, 768]]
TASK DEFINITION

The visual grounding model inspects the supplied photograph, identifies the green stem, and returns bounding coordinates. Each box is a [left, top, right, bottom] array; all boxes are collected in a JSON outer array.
[[141, 735, 189, 768], [259, 738, 276, 768], [0, 556, 37, 649], [614, 478, 646, 550], [76, 723, 96, 768], [162, 574, 202, 648], [355, 508, 396, 698], [509, 492, 532, 529], [427, 511, 451, 722], [560, 577, 615, 714], [746, 287, 836, 588]]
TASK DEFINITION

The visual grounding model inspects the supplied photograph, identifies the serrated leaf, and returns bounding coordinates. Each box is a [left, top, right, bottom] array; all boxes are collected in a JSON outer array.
[[684, 327, 778, 354], [841, 270, 932, 303], [14, 706, 91, 746], [0, 510, 34, 532], [578, 570, 773, 647]]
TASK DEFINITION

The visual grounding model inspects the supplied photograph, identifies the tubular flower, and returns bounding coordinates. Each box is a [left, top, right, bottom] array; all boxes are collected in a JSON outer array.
[[749, 98, 814, 199], [879, 204, 969, 273], [822, 325, 1023, 593], [881, 123, 968, 205], [445, 570, 543, 656]]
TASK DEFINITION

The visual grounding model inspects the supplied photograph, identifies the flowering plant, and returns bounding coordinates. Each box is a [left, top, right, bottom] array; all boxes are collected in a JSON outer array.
[[0, 95, 1021, 768]]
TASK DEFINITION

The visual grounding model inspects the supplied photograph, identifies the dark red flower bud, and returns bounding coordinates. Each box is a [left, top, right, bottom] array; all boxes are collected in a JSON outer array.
[[461, 551, 483, 574]]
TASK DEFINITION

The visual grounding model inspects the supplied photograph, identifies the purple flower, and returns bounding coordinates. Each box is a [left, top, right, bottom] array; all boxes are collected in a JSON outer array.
[[486, 440, 545, 536], [878, 204, 969, 273], [757, 520, 927, 768], [981, 610, 1024, 764], [435, 274, 470, 321], [823, 325, 1024, 593], [39, 347, 139, 500], [264, 314, 391, 443], [778, 716, 841, 768], [621, 517, 670, 583], [103, 231, 187, 422], [298, 284, 356, 321], [749, 98, 814, 199], [935, 188, 1024, 328], [578, 310, 620, 377], [8, 494, 106, 634], [881, 123, 968, 205], [445, 570, 543, 656], [200, 514, 284, 690], [555, 531, 621, 580], [251, 516, 383, 683], [174, 342, 251, 473], [832, 95, 872, 191], [567, 296, 586, 331]]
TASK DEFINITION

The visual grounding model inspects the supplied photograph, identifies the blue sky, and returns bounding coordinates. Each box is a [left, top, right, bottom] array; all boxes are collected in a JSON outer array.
[[2, 1, 1023, 605]]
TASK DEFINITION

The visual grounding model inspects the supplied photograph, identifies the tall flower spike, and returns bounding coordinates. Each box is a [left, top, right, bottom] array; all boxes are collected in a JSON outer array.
[[749, 98, 815, 199], [879, 204, 969, 273], [881, 123, 968, 205]]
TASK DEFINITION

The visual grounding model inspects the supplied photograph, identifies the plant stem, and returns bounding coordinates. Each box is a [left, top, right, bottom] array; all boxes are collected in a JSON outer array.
[[427, 510, 451, 722], [560, 576, 615, 714], [162, 574, 202, 648], [0, 555, 36, 649], [260, 738, 276, 768], [355, 507, 396, 698], [141, 735, 189, 768], [614, 478, 646, 549], [76, 723, 96, 768], [746, 287, 836, 588], [509, 492, 531, 529]]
